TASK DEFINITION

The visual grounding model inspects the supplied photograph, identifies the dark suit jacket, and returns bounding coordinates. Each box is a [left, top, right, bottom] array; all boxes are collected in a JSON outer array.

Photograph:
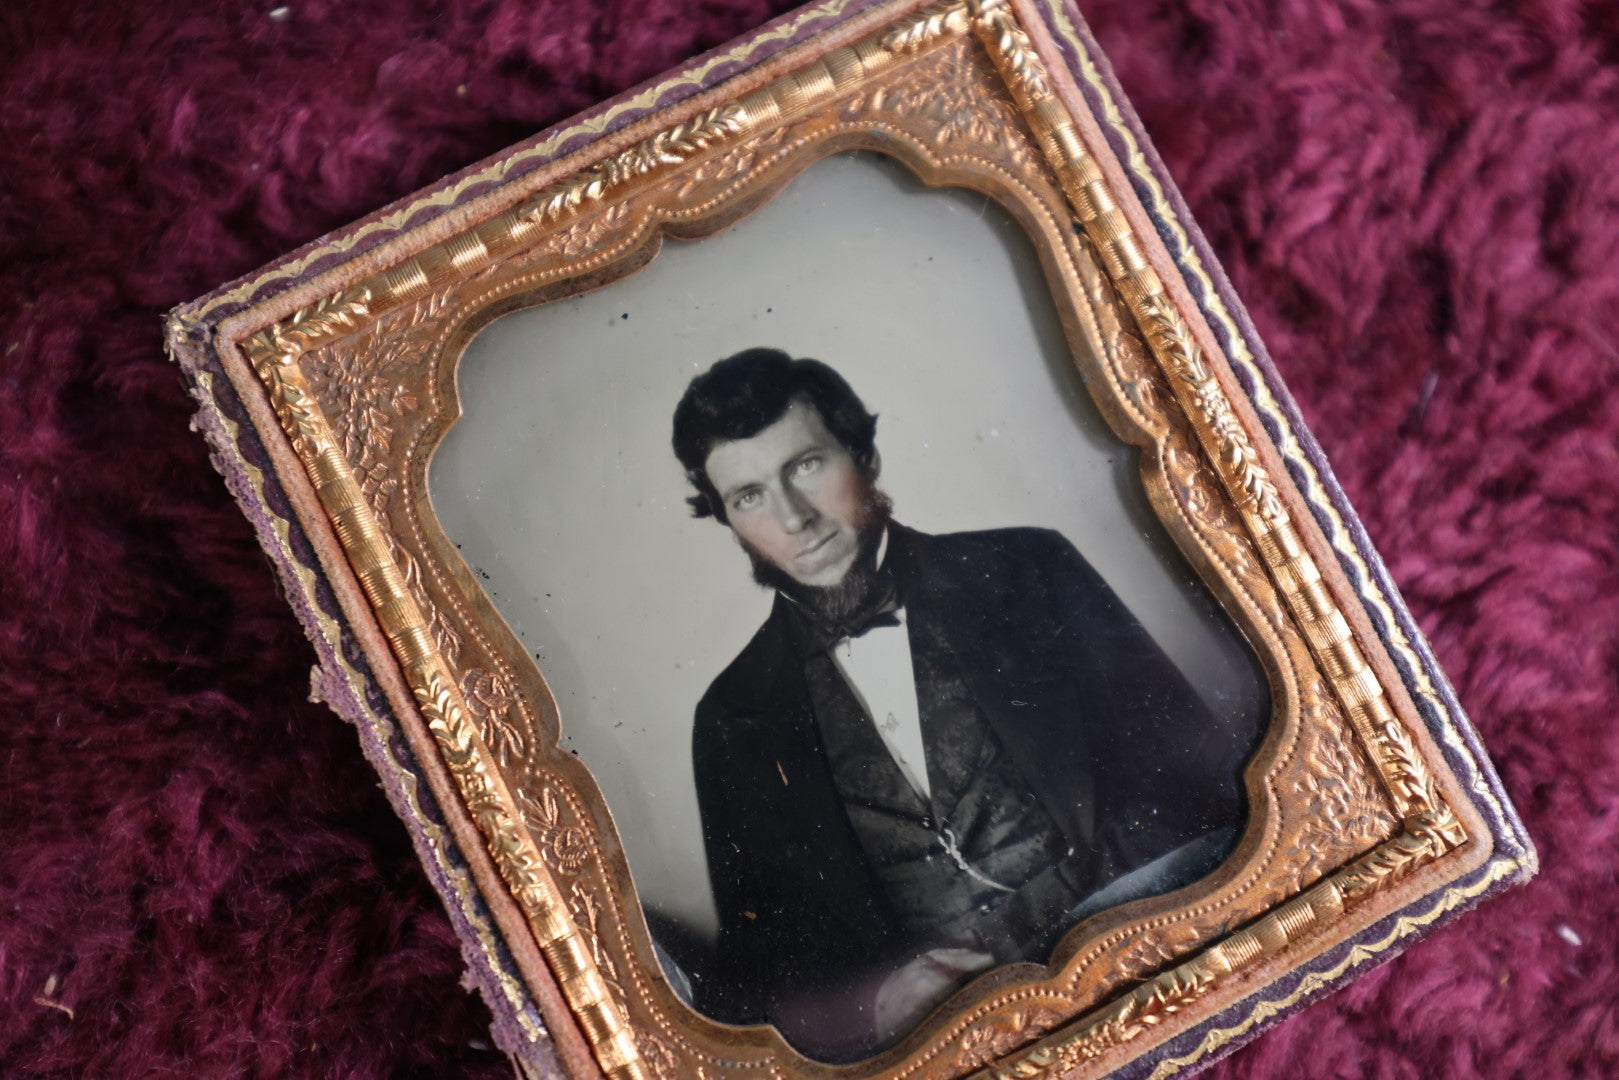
[[691, 525, 1254, 1028]]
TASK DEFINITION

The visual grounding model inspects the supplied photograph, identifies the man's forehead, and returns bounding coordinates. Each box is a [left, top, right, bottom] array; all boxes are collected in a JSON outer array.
[[704, 401, 835, 488]]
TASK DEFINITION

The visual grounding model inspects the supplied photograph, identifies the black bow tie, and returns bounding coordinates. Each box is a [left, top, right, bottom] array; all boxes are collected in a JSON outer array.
[[827, 607, 901, 643], [793, 577, 902, 652]]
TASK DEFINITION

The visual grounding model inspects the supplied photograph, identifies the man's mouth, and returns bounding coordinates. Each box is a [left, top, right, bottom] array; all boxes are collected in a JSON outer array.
[[796, 532, 837, 560]]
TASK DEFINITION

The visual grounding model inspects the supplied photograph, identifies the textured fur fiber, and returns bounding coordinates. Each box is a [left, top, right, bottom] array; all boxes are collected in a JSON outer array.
[[1, 0, 1613, 1076]]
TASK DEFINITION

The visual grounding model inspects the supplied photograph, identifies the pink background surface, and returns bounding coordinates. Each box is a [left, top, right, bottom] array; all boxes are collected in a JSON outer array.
[[2, 0, 1612, 1075]]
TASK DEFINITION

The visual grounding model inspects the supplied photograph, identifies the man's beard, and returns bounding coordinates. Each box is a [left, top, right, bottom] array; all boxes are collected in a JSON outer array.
[[741, 487, 894, 626]]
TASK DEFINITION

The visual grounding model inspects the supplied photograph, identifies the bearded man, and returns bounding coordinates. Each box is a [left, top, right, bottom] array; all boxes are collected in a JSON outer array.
[[671, 348, 1257, 1059]]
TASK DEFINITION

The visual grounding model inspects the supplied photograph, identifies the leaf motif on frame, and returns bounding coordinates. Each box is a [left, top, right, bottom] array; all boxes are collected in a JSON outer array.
[[846, 40, 1037, 166], [517, 783, 591, 874], [1284, 679, 1401, 892], [1110, 922, 1209, 985], [957, 1007, 1064, 1071], [301, 289, 451, 517], [461, 666, 527, 767], [390, 536, 464, 668], [637, 1033, 680, 1077], [568, 879, 627, 1006]]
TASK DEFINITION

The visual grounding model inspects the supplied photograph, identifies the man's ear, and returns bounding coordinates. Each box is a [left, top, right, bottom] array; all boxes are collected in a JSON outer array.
[[685, 479, 727, 524], [867, 447, 882, 479]]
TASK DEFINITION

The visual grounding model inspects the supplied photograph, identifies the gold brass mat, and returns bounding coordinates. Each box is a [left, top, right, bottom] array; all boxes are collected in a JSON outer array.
[[196, 1, 1484, 1076]]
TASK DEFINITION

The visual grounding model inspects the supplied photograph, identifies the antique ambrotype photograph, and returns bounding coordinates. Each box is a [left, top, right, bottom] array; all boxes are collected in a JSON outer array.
[[432, 153, 1269, 1060], [166, 0, 1531, 1076]]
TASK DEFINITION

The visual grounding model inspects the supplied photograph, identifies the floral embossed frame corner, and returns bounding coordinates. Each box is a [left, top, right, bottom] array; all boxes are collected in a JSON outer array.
[[167, 0, 1533, 1076]]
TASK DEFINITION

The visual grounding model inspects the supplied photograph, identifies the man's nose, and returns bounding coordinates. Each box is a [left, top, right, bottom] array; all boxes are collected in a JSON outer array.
[[777, 486, 818, 532]]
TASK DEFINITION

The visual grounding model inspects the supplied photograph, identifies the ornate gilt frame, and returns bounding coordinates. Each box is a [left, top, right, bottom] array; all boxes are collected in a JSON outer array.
[[167, 0, 1533, 1076]]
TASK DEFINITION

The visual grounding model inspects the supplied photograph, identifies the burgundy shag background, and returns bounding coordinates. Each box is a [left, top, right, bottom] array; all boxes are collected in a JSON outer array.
[[1, 0, 1613, 1075]]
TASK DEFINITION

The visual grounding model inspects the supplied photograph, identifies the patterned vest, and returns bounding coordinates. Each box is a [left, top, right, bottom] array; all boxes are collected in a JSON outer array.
[[803, 611, 1088, 964]]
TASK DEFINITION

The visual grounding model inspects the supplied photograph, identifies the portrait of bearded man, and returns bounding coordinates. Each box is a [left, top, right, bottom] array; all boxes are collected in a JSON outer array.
[[670, 348, 1262, 1060]]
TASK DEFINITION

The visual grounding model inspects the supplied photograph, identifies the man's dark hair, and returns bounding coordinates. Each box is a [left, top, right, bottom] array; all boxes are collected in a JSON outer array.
[[672, 348, 879, 523]]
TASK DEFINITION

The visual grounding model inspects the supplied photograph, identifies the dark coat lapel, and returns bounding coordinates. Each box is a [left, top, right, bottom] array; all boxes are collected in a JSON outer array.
[[697, 595, 899, 950], [701, 597, 849, 834], [886, 525, 1101, 850]]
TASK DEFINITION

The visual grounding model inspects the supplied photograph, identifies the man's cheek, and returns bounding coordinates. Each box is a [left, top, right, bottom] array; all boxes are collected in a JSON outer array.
[[740, 523, 788, 566], [840, 478, 877, 525]]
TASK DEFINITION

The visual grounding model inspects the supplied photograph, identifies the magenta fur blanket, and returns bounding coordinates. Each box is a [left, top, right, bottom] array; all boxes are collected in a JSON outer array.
[[1, 0, 1612, 1075]]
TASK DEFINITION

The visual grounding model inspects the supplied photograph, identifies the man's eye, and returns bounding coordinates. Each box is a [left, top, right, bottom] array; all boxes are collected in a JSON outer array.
[[793, 456, 821, 476], [732, 490, 762, 511]]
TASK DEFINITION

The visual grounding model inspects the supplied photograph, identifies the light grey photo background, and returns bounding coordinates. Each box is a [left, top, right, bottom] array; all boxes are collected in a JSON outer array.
[[430, 153, 1266, 940]]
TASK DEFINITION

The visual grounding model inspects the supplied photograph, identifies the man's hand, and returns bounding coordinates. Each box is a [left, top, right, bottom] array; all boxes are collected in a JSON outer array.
[[873, 946, 996, 1039]]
